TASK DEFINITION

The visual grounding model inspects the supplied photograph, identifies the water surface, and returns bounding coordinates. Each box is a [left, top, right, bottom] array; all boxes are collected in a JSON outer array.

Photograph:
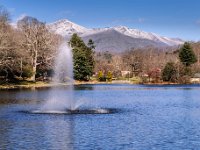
[[1, 84, 200, 150]]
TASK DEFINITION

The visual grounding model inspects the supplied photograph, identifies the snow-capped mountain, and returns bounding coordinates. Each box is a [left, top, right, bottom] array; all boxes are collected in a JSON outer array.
[[48, 19, 184, 52], [48, 19, 88, 36], [112, 26, 183, 46]]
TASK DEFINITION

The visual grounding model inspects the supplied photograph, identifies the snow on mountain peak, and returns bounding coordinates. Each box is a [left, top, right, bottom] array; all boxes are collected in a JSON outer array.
[[113, 26, 184, 46], [48, 19, 184, 46], [48, 19, 88, 36]]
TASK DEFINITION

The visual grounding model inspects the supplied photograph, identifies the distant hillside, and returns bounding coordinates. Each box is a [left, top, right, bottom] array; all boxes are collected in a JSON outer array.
[[48, 19, 184, 53], [82, 29, 167, 53]]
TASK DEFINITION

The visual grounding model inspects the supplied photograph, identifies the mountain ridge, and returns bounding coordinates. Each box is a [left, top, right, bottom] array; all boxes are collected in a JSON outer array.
[[48, 19, 184, 52]]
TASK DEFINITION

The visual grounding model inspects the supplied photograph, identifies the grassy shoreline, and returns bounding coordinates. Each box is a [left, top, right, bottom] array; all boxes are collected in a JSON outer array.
[[0, 80, 131, 90], [0, 80, 195, 90]]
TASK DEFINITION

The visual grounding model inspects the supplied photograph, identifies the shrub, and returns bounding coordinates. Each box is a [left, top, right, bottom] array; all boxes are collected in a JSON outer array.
[[179, 75, 191, 84], [22, 65, 34, 78], [106, 71, 112, 82], [97, 71, 106, 81], [162, 62, 178, 82]]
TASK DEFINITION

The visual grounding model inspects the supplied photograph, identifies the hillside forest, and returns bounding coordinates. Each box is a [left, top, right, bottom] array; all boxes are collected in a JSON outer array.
[[0, 6, 200, 84]]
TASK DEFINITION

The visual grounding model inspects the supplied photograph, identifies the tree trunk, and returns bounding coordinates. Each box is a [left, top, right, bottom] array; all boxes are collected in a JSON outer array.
[[29, 50, 37, 82], [30, 65, 36, 81]]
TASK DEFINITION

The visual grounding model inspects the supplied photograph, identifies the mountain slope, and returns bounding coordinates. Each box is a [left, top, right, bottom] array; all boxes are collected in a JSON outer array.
[[48, 19, 88, 36], [48, 19, 184, 52], [82, 29, 167, 52], [112, 26, 183, 46]]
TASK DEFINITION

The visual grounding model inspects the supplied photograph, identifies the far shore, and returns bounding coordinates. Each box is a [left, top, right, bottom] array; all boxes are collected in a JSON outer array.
[[0, 80, 198, 90]]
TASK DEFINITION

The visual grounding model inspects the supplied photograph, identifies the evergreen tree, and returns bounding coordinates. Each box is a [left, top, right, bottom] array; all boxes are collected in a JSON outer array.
[[179, 42, 197, 67], [87, 39, 95, 50], [69, 33, 85, 48], [162, 62, 178, 82], [69, 34, 95, 81], [86, 39, 95, 78]]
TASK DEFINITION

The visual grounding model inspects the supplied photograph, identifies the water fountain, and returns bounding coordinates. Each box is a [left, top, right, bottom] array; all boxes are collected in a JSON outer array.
[[30, 42, 117, 114]]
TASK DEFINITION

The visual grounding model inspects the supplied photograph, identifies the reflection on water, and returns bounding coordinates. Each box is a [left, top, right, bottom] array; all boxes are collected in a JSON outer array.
[[43, 117, 75, 150], [0, 109, 75, 149], [1, 84, 200, 149], [0, 120, 13, 149]]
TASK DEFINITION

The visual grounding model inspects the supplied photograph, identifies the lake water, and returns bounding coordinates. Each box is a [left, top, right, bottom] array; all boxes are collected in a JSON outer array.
[[1, 84, 200, 150]]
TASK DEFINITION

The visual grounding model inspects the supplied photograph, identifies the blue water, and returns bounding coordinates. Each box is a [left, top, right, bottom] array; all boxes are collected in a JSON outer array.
[[1, 84, 200, 150]]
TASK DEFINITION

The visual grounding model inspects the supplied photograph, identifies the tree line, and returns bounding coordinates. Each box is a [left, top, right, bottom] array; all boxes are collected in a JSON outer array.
[[162, 42, 197, 83], [0, 6, 199, 84], [0, 6, 62, 82], [0, 6, 95, 83], [94, 42, 199, 83]]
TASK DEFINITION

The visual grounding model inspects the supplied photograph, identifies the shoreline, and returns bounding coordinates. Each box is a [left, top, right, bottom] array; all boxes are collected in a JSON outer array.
[[0, 80, 198, 90]]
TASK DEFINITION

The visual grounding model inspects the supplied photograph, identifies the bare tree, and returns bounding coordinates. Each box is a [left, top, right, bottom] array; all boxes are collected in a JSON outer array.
[[17, 16, 59, 81], [0, 6, 20, 80]]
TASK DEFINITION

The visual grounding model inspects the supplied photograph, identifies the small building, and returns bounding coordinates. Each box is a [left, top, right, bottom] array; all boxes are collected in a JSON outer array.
[[121, 71, 131, 78], [190, 73, 200, 83]]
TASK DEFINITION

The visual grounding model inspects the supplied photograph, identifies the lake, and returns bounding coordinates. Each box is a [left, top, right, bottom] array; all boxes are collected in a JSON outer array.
[[1, 84, 200, 150]]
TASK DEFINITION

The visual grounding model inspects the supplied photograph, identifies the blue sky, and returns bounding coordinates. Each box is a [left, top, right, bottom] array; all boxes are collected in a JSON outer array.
[[0, 0, 199, 41]]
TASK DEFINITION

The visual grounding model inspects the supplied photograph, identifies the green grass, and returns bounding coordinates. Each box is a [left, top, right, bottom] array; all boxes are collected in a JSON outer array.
[[129, 77, 142, 84]]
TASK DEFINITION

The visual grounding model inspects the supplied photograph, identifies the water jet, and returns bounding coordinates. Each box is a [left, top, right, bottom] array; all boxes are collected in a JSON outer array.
[[30, 42, 115, 115], [28, 108, 118, 115]]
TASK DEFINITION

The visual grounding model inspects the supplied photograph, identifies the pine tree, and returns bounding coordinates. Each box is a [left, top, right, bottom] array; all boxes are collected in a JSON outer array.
[[179, 42, 197, 67], [87, 39, 95, 50], [69, 33, 85, 48], [69, 34, 95, 81]]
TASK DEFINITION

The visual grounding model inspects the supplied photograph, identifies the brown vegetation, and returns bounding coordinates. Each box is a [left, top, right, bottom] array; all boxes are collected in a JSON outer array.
[[0, 6, 200, 85], [0, 7, 62, 82]]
